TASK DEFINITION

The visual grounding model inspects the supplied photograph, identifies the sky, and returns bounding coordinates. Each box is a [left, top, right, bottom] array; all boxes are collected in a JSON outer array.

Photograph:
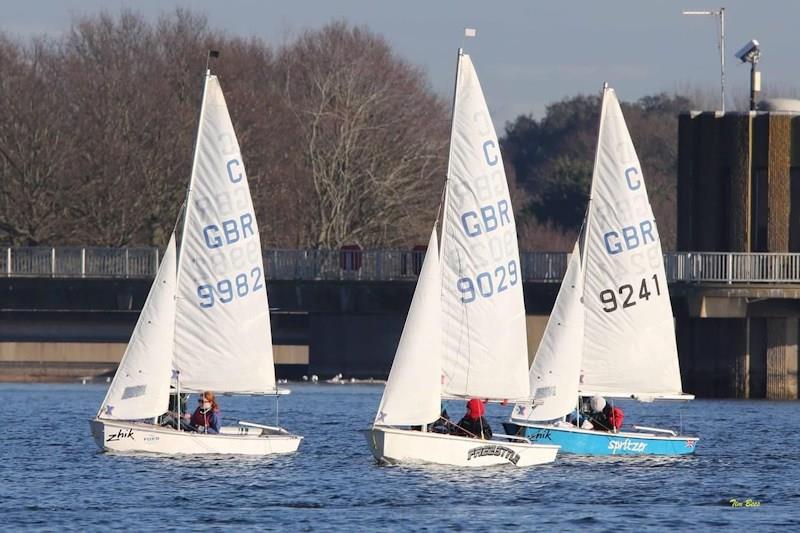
[[3, 0, 799, 129]]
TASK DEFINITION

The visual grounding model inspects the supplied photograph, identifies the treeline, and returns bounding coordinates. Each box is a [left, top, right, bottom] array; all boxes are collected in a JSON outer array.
[[1, 10, 690, 250], [0, 10, 449, 248], [505, 93, 690, 250]]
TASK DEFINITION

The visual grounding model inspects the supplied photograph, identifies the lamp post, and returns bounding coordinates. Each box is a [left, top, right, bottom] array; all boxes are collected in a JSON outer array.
[[735, 40, 761, 111], [683, 8, 726, 113]]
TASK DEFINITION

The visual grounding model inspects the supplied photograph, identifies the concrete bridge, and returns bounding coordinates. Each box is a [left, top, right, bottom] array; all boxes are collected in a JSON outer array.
[[2, 247, 799, 399]]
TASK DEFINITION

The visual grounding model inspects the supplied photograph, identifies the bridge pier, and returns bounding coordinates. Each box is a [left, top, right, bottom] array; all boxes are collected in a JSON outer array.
[[675, 285, 800, 399], [766, 318, 798, 399]]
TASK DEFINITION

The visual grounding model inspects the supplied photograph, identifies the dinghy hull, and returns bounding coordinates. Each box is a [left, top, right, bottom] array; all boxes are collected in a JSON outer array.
[[503, 422, 698, 456], [365, 426, 559, 467], [90, 418, 302, 455]]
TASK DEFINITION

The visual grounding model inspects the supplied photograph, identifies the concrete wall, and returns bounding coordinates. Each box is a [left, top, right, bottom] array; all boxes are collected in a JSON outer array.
[[0, 341, 309, 381], [676, 111, 800, 399]]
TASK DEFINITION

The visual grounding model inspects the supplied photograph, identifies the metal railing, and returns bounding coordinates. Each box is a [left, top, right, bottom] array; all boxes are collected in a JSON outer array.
[[4, 246, 800, 284], [2, 247, 158, 278]]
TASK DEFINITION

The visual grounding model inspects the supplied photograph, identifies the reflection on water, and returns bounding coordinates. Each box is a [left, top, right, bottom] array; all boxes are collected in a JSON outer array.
[[2, 383, 797, 530]]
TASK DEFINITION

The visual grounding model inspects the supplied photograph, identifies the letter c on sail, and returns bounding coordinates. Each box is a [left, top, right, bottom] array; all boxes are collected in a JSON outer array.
[[624, 166, 641, 191], [604, 231, 622, 255], [482, 140, 499, 166], [227, 159, 243, 183], [203, 225, 222, 249]]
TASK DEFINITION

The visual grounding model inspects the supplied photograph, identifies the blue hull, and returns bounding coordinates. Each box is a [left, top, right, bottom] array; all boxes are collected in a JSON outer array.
[[503, 422, 698, 456]]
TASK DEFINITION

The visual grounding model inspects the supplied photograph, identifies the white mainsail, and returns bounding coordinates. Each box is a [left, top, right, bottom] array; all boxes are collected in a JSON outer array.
[[580, 87, 683, 397], [440, 53, 529, 401], [173, 74, 276, 393], [512, 242, 585, 422], [99, 235, 177, 420], [375, 229, 442, 426]]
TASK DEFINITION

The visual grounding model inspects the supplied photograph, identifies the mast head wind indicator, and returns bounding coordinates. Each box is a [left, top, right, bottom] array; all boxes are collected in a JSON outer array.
[[206, 49, 220, 74], [460, 27, 476, 53]]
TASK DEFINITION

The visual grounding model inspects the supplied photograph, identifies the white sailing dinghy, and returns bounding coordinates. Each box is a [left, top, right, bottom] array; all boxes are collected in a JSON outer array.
[[365, 49, 559, 467], [504, 85, 698, 455], [90, 65, 302, 455]]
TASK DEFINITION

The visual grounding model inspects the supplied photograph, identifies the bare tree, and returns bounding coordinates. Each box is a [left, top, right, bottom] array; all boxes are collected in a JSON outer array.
[[0, 36, 74, 245], [0, 15, 450, 250], [276, 22, 449, 249]]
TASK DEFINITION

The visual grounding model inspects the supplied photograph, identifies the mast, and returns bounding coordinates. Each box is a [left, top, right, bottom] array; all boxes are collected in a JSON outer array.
[[437, 47, 464, 259], [176, 50, 217, 288], [173, 51, 215, 389], [580, 82, 609, 278], [575, 83, 610, 397], [436, 48, 463, 399]]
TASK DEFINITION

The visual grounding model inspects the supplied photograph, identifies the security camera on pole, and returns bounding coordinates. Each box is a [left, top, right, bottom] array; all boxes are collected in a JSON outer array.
[[735, 39, 761, 111]]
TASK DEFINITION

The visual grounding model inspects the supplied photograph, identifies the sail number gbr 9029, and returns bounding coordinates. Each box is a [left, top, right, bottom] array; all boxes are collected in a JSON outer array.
[[599, 274, 661, 313], [457, 260, 518, 303]]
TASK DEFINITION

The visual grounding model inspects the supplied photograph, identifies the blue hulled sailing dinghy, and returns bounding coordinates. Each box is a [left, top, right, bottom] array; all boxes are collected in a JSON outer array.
[[503, 85, 699, 456]]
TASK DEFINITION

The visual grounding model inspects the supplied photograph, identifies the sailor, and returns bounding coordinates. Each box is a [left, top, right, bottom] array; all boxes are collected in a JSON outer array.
[[454, 399, 493, 439], [158, 391, 191, 430], [566, 396, 595, 429], [190, 391, 221, 434], [427, 408, 450, 434], [586, 395, 624, 432], [601, 402, 624, 432]]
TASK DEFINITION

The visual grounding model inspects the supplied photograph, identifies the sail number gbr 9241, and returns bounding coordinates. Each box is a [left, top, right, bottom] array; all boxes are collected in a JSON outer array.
[[599, 274, 662, 313]]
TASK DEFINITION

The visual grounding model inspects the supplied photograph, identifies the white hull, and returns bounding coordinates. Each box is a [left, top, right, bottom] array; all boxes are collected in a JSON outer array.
[[365, 426, 559, 467], [90, 418, 302, 456]]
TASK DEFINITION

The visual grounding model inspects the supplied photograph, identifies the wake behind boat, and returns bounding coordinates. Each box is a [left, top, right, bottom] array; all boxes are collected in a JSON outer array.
[[504, 85, 698, 456], [365, 46, 558, 468], [90, 56, 301, 455]]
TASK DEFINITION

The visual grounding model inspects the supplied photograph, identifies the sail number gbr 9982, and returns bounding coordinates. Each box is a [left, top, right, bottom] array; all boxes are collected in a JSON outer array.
[[196, 266, 264, 308], [457, 260, 518, 303], [599, 274, 661, 313]]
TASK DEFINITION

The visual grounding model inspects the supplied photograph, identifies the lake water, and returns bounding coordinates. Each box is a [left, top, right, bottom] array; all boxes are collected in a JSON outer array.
[[2, 383, 798, 531]]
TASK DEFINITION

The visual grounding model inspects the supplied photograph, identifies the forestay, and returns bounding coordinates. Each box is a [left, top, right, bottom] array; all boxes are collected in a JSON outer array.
[[99, 235, 177, 419], [580, 88, 683, 397], [173, 75, 276, 393], [375, 230, 442, 426], [512, 243, 585, 422], [440, 53, 529, 401]]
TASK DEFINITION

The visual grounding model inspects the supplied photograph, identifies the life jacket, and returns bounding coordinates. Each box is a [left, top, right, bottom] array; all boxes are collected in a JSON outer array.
[[607, 406, 624, 430], [191, 407, 219, 430]]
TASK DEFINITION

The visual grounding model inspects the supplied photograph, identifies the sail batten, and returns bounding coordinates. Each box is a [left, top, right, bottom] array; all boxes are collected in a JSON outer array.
[[439, 53, 529, 401]]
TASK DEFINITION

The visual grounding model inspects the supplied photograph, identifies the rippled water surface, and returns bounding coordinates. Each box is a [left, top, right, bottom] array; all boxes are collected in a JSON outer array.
[[2, 383, 798, 531]]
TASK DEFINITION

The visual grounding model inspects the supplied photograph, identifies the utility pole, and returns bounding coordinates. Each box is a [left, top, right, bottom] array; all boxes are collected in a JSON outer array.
[[683, 8, 726, 113]]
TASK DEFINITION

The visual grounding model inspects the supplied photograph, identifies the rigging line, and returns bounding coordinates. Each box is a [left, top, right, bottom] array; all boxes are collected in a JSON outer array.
[[434, 178, 447, 230], [442, 418, 477, 439], [172, 201, 187, 237]]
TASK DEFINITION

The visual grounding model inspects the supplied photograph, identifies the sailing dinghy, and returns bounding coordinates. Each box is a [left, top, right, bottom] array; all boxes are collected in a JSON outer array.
[[365, 49, 559, 467], [503, 85, 698, 455], [90, 63, 302, 455]]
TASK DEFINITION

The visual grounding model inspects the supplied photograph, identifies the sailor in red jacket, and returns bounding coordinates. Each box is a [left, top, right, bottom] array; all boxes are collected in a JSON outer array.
[[588, 396, 624, 432], [455, 398, 493, 439]]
